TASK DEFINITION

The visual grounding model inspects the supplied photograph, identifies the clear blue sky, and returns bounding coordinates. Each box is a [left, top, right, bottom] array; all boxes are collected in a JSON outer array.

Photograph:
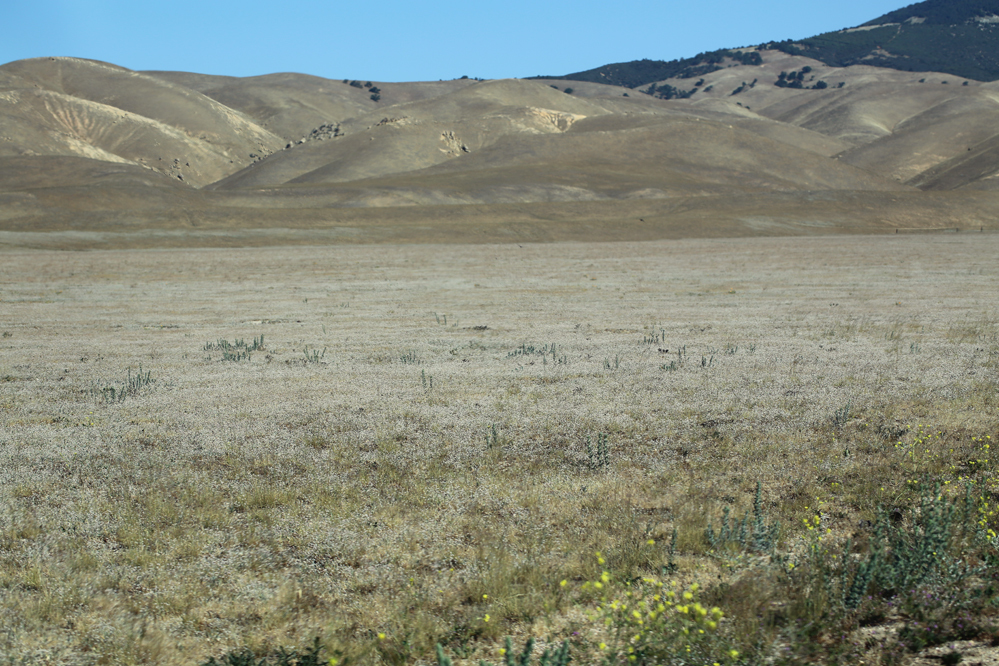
[[4, 0, 910, 81]]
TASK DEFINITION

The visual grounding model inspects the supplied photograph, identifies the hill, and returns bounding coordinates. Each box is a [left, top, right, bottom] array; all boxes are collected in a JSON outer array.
[[144, 70, 476, 142], [0, 57, 283, 187], [767, 0, 999, 81], [5, 3, 999, 248], [542, 50, 763, 90], [556, 0, 999, 89]]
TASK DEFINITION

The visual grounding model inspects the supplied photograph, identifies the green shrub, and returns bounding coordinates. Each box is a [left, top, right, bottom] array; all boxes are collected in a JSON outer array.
[[204, 335, 264, 362], [705, 481, 780, 555], [776, 482, 998, 656], [90, 365, 153, 403]]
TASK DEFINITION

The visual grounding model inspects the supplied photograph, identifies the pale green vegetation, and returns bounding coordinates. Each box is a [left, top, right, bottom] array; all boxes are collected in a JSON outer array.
[[204, 336, 265, 363], [0, 235, 997, 665]]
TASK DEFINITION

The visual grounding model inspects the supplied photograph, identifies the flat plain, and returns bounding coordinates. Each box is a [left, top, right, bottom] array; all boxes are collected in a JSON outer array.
[[1, 233, 998, 665]]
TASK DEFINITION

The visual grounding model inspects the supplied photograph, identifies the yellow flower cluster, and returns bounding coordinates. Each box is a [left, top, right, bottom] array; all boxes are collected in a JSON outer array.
[[579, 555, 737, 662]]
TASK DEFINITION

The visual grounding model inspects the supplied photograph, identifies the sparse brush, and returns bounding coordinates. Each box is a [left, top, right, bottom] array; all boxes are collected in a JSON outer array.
[[302, 346, 326, 364], [90, 365, 153, 404], [642, 329, 666, 346], [662, 346, 687, 371], [586, 433, 610, 470], [433, 312, 456, 326], [869, 483, 985, 596], [485, 423, 507, 449], [507, 343, 565, 364], [204, 335, 264, 362], [221, 348, 252, 362], [436, 637, 569, 666], [662, 527, 679, 573], [705, 481, 779, 555], [769, 481, 999, 659], [201, 637, 324, 666], [832, 400, 852, 428]]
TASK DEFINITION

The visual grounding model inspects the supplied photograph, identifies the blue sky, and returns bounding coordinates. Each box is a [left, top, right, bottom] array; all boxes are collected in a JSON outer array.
[[4, 0, 909, 81]]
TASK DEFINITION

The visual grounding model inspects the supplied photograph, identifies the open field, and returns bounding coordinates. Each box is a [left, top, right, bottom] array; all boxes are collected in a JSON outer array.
[[2, 234, 999, 665]]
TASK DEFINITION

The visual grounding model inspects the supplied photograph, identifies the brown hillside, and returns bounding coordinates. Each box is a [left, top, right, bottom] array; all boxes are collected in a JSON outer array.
[[328, 116, 910, 200], [209, 79, 618, 189], [2, 54, 999, 247], [0, 155, 186, 191], [907, 131, 999, 190], [0, 57, 282, 186], [837, 93, 999, 185], [145, 70, 477, 141]]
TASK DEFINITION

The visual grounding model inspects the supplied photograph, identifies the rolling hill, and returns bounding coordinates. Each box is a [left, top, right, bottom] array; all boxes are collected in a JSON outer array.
[[3, 0, 999, 247]]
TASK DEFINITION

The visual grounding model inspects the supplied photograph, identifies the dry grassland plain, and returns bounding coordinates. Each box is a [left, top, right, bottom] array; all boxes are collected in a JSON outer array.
[[1, 234, 998, 665]]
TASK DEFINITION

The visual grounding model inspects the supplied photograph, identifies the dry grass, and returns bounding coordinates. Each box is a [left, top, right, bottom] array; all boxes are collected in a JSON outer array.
[[0, 233, 997, 665]]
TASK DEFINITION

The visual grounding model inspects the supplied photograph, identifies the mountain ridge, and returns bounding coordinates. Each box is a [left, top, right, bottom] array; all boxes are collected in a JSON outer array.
[[3, 1, 999, 247], [555, 0, 999, 88]]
